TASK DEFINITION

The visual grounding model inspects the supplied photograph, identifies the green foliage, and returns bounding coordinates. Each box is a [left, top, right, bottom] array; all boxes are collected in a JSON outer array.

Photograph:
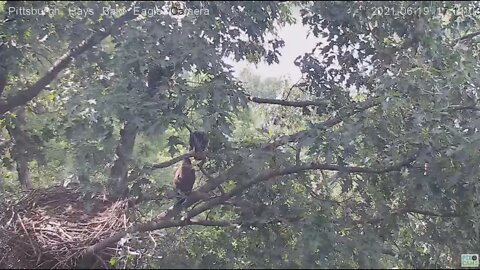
[[1, 1, 479, 269]]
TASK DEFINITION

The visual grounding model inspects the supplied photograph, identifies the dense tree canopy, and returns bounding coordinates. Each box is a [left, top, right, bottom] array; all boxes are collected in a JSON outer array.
[[0, 1, 479, 269]]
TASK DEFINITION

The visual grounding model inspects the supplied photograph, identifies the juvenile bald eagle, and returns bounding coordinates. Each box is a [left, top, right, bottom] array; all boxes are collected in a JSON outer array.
[[189, 131, 209, 160], [173, 157, 196, 205]]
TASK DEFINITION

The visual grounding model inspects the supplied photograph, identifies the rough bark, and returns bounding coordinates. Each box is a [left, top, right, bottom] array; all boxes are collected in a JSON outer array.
[[6, 107, 32, 190], [0, 66, 7, 97], [0, 42, 7, 97], [109, 120, 139, 199]]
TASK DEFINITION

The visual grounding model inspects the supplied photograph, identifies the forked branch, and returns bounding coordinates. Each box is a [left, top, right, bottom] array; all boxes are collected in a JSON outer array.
[[0, 2, 139, 115]]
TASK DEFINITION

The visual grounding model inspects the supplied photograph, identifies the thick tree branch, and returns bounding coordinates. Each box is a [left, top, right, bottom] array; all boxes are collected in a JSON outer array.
[[172, 151, 419, 222], [0, 43, 7, 97], [6, 107, 32, 190], [85, 152, 418, 256], [0, 2, 139, 116], [84, 218, 236, 256], [186, 153, 418, 220], [109, 120, 139, 199], [0, 68, 6, 97], [143, 132, 417, 225]]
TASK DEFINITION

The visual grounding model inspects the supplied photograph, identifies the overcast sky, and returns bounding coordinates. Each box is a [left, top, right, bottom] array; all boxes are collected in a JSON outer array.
[[225, 8, 320, 83]]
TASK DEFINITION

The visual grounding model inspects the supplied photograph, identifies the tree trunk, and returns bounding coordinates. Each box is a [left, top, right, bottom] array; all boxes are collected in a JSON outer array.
[[0, 41, 8, 97], [0, 63, 7, 97], [109, 120, 138, 199], [6, 107, 32, 190]]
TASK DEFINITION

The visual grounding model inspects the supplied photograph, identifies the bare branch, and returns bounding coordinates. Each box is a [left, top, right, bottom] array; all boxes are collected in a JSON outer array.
[[455, 30, 480, 43], [445, 104, 480, 112], [262, 97, 381, 150], [400, 208, 462, 218], [147, 151, 196, 170], [247, 95, 327, 107], [282, 77, 302, 100], [0, 2, 139, 115]]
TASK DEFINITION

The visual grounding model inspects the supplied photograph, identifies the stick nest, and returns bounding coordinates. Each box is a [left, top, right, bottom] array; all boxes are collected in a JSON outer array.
[[0, 185, 130, 269]]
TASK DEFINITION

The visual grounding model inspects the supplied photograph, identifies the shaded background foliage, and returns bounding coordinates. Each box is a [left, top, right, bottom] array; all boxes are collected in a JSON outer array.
[[0, 1, 479, 269]]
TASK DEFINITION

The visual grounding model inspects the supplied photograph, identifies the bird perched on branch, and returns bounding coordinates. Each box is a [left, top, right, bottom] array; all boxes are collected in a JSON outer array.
[[189, 131, 209, 161], [173, 157, 196, 205]]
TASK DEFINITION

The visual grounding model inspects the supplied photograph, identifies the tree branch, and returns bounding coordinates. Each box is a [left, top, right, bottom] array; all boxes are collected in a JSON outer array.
[[186, 152, 418, 220], [109, 120, 139, 199], [0, 67, 7, 97], [147, 151, 197, 171], [247, 95, 328, 107], [83, 218, 236, 257], [455, 30, 480, 43], [400, 208, 462, 218], [85, 151, 418, 256], [147, 98, 381, 173], [6, 107, 32, 190], [445, 104, 480, 112], [0, 2, 139, 115], [0, 43, 7, 97], [261, 97, 381, 150]]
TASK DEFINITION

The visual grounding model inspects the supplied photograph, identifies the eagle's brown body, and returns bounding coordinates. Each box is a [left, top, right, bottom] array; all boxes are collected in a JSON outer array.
[[173, 157, 196, 195]]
